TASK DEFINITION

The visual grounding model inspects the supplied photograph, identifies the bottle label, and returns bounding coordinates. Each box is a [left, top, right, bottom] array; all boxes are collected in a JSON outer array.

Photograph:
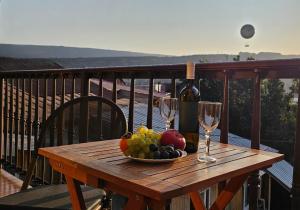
[[179, 101, 199, 153], [186, 62, 195, 80]]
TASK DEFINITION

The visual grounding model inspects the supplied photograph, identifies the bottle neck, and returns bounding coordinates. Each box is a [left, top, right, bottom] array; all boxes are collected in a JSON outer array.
[[186, 79, 194, 86]]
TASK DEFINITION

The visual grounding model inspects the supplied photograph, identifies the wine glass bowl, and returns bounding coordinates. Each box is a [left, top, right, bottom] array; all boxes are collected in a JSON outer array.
[[159, 97, 178, 130], [198, 101, 222, 163]]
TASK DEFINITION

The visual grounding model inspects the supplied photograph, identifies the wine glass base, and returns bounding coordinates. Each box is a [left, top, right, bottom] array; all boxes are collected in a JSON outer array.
[[198, 155, 216, 163]]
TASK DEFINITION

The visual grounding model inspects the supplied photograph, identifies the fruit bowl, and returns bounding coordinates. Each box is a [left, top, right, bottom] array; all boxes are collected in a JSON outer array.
[[127, 151, 187, 163], [119, 126, 187, 163]]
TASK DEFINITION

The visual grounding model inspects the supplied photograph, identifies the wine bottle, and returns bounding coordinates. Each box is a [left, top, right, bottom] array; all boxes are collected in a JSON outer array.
[[179, 62, 200, 153]]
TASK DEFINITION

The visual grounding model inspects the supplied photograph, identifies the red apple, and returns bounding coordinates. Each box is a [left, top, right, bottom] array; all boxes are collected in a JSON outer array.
[[160, 129, 186, 150]]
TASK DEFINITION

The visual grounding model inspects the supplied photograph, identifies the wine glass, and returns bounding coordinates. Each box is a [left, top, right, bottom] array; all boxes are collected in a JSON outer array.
[[198, 101, 222, 163], [159, 97, 178, 130]]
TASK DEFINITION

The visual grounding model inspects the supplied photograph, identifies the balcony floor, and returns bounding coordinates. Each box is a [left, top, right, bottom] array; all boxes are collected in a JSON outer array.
[[0, 169, 22, 198]]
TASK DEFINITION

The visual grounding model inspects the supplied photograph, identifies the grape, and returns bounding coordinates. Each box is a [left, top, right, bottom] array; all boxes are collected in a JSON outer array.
[[145, 138, 152, 146], [137, 126, 148, 135], [150, 133, 159, 141], [176, 149, 182, 157], [165, 145, 174, 152], [153, 151, 161, 159], [127, 147, 134, 154], [160, 146, 168, 152], [138, 152, 145, 159], [127, 139, 133, 147], [147, 129, 154, 134], [139, 134, 146, 140], [144, 152, 151, 159], [122, 126, 162, 159], [153, 139, 160, 146], [124, 150, 130, 157], [141, 144, 149, 153], [161, 151, 170, 159], [139, 139, 146, 147], [170, 150, 180, 158], [149, 144, 158, 152]]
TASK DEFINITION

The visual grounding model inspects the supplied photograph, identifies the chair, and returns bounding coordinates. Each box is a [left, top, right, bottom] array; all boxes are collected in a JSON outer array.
[[0, 96, 128, 210]]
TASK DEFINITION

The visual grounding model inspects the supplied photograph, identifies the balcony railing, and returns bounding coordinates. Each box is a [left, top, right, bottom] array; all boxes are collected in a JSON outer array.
[[1, 59, 300, 209]]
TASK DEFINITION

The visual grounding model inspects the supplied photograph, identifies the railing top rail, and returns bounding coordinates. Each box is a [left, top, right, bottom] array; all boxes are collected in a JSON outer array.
[[1, 58, 300, 79]]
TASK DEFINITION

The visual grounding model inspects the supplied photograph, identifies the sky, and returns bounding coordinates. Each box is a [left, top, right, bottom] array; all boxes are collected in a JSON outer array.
[[0, 0, 300, 56]]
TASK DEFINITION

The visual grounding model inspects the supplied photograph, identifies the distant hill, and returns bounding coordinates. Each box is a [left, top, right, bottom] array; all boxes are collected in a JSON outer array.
[[1, 43, 299, 62], [53, 52, 300, 69], [54, 54, 237, 68], [0, 57, 62, 71], [239, 52, 300, 60], [0, 44, 161, 58]]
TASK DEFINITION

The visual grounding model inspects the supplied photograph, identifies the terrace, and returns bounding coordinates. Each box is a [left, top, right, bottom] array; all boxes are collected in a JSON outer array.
[[0, 59, 300, 210]]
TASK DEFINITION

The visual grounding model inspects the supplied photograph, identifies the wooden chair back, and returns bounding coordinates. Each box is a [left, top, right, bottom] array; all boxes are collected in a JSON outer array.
[[21, 96, 127, 190]]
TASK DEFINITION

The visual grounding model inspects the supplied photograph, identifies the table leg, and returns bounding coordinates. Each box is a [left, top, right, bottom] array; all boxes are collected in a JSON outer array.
[[210, 173, 249, 210], [189, 191, 207, 210], [65, 175, 86, 210], [124, 194, 146, 210], [151, 200, 166, 210], [105, 182, 146, 210]]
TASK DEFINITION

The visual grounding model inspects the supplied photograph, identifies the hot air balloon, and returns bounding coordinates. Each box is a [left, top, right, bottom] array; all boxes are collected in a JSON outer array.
[[240, 24, 255, 49], [241, 24, 255, 39]]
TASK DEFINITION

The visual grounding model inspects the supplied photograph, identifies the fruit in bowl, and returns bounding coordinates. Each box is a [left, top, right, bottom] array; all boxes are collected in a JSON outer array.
[[120, 126, 186, 160], [160, 129, 186, 151]]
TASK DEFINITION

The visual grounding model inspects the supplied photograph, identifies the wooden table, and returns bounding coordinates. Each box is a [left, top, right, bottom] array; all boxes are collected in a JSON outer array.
[[38, 140, 283, 210]]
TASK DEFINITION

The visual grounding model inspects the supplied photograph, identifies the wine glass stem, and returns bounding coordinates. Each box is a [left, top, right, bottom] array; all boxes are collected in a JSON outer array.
[[166, 120, 170, 130], [205, 133, 210, 156]]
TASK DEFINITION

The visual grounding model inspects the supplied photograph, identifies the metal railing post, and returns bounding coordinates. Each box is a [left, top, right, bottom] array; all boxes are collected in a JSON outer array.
[[0, 78, 3, 163], [249, 70, 261, 210], [79, 73, 89, 143]]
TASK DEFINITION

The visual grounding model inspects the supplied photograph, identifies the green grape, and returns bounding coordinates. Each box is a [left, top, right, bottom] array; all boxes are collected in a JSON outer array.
[[132, 152, 139, 158], [131, 134, 139, 140], [145, 138, 152, 145], [141, 144, 149, 153], [149, 152, 154, 159], [132, 138, 139, 146], [150, 135, 156, 141], [150, 133, 158, 141], [137, 125, 148, 135], [123, 127, 163, 159], [134, 144, 140, 152], [127, 147, 135, 155], [140, 139, 147, 146], [138, 152, 145, 159], [151, 139, 159, 146], [139, 134, 146, 141], [147, 129, 154, 135], [124, 150, 130, 156], [127, 139, 133, 147]]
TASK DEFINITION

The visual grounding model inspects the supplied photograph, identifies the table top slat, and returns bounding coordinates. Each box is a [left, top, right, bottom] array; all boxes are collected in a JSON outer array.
[[110, 148, 243, 174], [166, 152, 282, 193], [143, 150, 250, 177]]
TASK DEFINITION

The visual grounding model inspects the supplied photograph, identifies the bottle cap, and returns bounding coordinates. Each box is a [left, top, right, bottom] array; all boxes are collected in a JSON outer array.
[[186, 61, 195, 79]]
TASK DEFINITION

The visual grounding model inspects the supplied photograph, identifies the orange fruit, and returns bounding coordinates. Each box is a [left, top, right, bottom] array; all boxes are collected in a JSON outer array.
[[119, 138, 128, 152]]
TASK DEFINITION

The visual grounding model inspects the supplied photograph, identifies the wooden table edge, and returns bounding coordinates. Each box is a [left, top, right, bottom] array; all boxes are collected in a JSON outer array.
[[177, 154, 284, 195], [38, 147, 173, 201]]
